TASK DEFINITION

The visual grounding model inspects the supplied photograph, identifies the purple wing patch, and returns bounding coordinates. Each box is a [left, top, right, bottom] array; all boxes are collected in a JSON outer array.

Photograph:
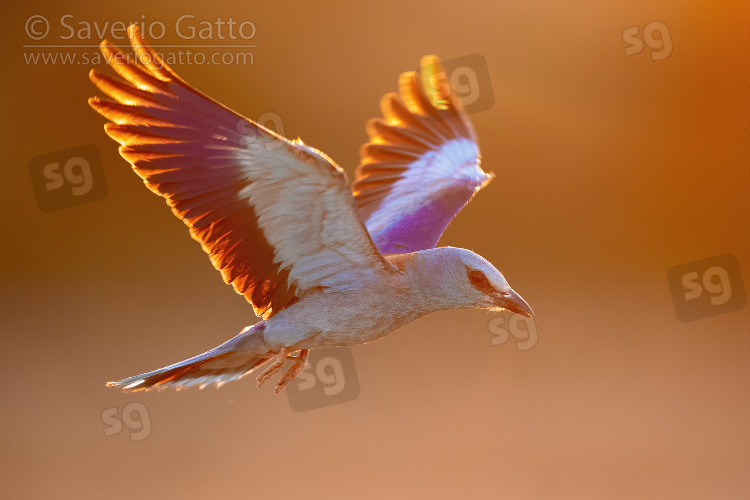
[[372, 181, 479, 254]]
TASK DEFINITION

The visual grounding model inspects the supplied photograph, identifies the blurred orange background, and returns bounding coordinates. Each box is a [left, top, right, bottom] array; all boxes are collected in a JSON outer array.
[[2, 0, 749, 498]]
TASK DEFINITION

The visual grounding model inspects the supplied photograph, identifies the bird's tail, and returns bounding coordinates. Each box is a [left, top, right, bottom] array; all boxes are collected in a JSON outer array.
[[106, 321, 273, 392]]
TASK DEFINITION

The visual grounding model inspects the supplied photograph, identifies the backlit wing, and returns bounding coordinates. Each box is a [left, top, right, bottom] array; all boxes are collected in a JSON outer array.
[[89, 25, 388, 320], [352, 56, 493, 254]]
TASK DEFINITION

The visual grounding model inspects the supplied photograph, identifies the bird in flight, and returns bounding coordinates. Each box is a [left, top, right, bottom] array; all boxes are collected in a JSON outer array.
[[91, 25, 534, 394]]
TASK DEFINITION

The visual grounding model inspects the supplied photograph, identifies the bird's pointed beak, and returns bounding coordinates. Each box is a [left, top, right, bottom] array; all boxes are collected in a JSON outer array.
[[495, 288, 534, 318]]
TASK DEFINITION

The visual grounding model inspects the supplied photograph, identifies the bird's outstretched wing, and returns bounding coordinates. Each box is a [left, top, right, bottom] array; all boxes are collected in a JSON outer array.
[[352, 56, 493, 254], [89, 25, 389, 320]]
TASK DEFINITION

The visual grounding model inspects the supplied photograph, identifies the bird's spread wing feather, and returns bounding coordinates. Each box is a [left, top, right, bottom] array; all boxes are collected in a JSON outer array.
[[352, 56, 493, 254], [89, 25, 388, 319]]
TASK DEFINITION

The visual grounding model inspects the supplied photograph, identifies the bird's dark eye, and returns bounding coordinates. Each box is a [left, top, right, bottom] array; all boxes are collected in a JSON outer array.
[[467, 269, 484, 284], [466, 268, 490, 289]]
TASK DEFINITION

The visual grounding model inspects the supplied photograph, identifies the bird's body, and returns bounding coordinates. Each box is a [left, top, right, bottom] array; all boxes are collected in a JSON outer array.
[[266, 248, 516, 349], [92, 25, 533, 393], [267, 258, 416, 350]]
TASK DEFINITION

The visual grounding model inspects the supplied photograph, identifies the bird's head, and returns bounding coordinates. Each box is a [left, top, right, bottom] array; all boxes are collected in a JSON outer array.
[[417, 247, 534, 318]]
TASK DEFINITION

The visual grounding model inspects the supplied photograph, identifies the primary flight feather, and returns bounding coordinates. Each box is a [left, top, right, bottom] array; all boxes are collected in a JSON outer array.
[[92, 25, 533, 393]]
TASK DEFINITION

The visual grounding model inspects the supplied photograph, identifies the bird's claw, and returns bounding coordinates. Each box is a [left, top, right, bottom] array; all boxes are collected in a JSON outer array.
[[274, 349, 310, 394], [256, 348, 310, 393]]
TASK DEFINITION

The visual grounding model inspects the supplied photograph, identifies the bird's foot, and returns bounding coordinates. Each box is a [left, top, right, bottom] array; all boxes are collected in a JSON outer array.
[[275, 349, 310, 394], [256, 347, 310, 393], [256, 349, 289, 388]]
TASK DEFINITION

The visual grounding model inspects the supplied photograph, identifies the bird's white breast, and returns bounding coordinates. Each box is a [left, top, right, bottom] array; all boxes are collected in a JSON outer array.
[[261, 262, 424, 349]]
